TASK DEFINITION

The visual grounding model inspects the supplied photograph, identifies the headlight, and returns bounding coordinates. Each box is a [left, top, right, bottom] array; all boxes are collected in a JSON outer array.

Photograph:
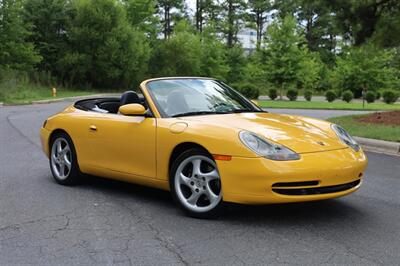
[[239, 131, 300, 161], [331, 124, 360, 151]]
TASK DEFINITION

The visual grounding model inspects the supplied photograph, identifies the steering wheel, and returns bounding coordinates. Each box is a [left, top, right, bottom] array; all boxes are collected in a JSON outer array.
[[213, 102, 234, 112]]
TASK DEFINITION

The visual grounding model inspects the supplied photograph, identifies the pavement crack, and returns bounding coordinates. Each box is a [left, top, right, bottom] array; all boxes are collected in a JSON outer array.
[[6, 111, 41, 149], [50, 214, 71, 238], [112, 199, 189, 266], [147, 221, 190, 266]]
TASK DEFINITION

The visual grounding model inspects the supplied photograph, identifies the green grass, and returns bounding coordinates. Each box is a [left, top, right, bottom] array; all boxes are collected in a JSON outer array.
[[0, 84, 99, 104], [328, 114, 400, 142], [258, 100, 400, 110]]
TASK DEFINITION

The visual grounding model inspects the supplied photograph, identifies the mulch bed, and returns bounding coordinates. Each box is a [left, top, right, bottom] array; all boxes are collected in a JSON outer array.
[[357, 111, 400, 126]]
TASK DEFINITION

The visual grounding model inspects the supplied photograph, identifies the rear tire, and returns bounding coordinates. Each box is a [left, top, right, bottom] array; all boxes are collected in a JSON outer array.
[[49, 132, 81, 185], [170, 148, 224, 218]]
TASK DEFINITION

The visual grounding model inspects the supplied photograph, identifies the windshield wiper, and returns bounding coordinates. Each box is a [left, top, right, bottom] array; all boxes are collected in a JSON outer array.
[[172, 111, 225, 117]]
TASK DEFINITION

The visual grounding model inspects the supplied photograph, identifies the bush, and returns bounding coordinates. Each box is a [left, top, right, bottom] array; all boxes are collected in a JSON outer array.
[[375, 91, 381, 100], [365, 91, 376, 103], [268, 88, 278, 100], [382, 90, 399, 104], [234, 83, 260, 99], [286, 89, 298, 101], [325, 90, 336, 102], [304, 90, 312, 101], [342, 90, 354, 103]]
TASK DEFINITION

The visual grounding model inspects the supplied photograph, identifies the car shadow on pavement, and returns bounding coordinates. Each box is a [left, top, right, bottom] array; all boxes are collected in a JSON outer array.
[[222, 199, 366, 225], [79, 174, 174, 205], [74, 174, 366, 225]]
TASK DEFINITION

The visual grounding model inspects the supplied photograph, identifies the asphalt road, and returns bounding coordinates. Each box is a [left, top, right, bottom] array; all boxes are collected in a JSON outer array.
[[1, 101, 399, 265]]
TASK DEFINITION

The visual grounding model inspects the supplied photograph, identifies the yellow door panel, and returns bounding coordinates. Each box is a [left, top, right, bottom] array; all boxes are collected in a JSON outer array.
[[86, 113, 157, 179]]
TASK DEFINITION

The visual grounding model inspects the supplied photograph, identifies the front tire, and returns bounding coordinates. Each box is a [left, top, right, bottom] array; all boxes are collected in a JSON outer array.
[[49, 132, 81, 185], [170, 148, 224, 218]]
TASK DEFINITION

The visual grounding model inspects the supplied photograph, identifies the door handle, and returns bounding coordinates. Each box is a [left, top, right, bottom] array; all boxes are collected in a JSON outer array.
[[89, 125, 97, 131]]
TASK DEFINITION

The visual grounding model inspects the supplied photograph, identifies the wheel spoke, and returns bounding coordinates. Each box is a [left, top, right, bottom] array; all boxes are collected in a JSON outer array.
[[205, 183, 219, 203], [56, 141, 62, 154], [62, 146, 70, 155], [64, 158, 71, 170], [187, 192, 201, 205], [59, 163, 65, 176], [203, 169, 219, 181], [192, 159, 202, 176], [179, 173, 191, 187], [51, 153, 58, 163]]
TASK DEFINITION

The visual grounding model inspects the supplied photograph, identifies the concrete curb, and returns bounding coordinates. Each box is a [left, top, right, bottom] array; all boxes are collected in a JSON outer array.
[[354, 137, 400, 157], [0, 102, 3, 107]]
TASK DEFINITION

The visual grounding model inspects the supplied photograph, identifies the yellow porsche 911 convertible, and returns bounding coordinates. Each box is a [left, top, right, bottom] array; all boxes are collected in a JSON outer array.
[[40, 77, 367, 218]]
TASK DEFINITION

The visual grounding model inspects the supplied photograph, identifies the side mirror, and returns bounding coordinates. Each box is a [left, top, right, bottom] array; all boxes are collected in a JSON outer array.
[[119, 103, 146, 116], [251, 99, 259, 106]]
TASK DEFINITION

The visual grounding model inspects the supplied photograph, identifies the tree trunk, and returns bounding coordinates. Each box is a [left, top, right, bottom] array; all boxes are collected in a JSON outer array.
[[227, 0, 234, 47], [256, 10, 261, 50], [196, 0, 203, 33], [164, 5, 170, 39]]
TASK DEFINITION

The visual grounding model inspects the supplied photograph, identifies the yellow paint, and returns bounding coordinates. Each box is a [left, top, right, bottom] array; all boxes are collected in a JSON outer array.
[[118, 103, 146, 116], [169, 122, 188, 134], [40, 77, 368, 204]]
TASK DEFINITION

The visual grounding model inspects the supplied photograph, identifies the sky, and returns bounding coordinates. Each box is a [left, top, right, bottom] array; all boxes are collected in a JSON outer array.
[[186, 0, 196, 14]]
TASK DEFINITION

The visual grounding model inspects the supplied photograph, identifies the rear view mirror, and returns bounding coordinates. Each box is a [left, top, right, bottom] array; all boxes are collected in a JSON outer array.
[[119, 104, 146, 116]]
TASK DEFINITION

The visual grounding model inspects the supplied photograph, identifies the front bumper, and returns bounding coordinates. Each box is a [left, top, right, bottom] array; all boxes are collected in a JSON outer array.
[[216, 148, 367, 204], [40, 127, 51, 157]]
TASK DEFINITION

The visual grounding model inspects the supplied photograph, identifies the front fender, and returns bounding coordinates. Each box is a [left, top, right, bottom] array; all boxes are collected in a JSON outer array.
[[156, 118, 257, 182]]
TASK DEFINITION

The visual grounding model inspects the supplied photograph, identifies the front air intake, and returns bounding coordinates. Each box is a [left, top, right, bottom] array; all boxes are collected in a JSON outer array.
[[272, 180, 361, 196], [272, 181, 319, 188]]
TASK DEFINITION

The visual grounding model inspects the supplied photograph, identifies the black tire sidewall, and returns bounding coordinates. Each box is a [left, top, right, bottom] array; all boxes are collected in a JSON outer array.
[[49, 132, 81, 185], [169, 148, 224, 219]]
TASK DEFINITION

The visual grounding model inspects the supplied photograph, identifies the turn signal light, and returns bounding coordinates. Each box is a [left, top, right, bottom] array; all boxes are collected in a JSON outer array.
[[213, 154, 232, 161]]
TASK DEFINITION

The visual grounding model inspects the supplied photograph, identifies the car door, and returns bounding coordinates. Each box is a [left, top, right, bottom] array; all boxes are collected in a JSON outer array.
[[85, 112, 157, 179]]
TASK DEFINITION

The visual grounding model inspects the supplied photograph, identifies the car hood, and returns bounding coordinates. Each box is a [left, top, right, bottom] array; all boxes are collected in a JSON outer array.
[[180, 112, 347, 154]]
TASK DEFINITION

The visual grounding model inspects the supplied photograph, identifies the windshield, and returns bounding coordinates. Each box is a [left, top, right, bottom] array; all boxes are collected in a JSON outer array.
[[146, 79, 263, 118]]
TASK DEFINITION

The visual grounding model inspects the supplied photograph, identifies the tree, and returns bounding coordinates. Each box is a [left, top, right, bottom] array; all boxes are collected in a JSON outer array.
[[274, 0, 339, 65], [262, 16, 304, 99], [150, 21, 229, 79], [330, 0, 400, 46], [242, 52, 266, 87], [195, 0, 203, 32], [0, 0, 41, 70], [225, 44, 246, 83], [149, 21, 203, 76], [296, 50, 322, 90], [59, 0, 150, 88], [195, 0, 221, 33], [332, 45, 399, 98], [199, 27, 229, 79], [157, 0, 184, 39], [23, 0, 69, 73], [221, 0, 246, 48], [247, 0, 271, 50], [123, 0, 158, 37], [370, 2, 400, 48]]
